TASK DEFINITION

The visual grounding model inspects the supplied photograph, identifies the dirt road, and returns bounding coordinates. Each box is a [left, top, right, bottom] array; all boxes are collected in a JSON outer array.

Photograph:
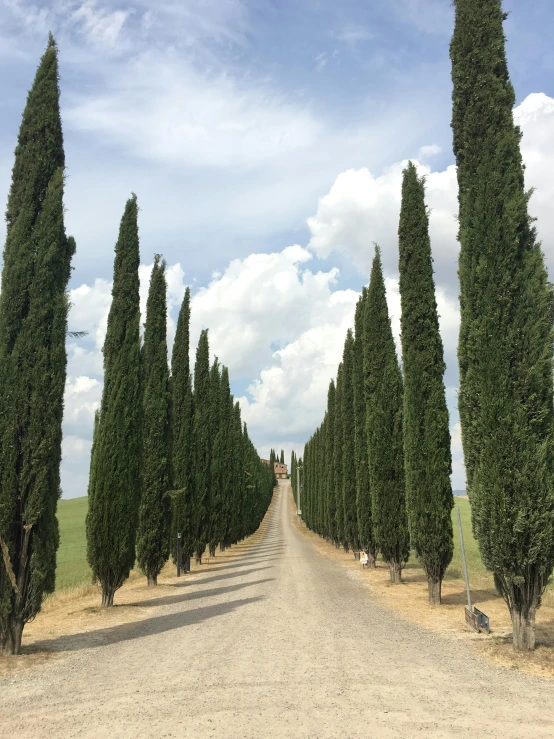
[[1, 480, 553, 738]]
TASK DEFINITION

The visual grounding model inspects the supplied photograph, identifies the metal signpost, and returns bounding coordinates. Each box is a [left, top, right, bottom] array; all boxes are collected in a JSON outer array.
[[457, 507, 489, 634], [176, 532, 182, 578]]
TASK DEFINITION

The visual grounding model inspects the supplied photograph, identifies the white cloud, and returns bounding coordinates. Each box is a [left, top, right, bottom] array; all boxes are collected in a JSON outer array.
[[64, 52, 324, 171], [190, 246, 341, 378], [307, 92, 554, 290], [307, 160, 459, 292], [72, 1, 129, 48]]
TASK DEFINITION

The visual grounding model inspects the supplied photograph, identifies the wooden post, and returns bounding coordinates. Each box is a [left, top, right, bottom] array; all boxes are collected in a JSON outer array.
[[176, 532, 182, 578]]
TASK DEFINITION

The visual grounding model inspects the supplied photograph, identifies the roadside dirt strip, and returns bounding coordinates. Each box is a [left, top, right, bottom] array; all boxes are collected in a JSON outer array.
[[1, 480, 553, 738]]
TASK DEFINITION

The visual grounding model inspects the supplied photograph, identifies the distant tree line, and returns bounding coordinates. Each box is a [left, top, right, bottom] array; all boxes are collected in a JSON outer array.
[[0, 36, 274, 654]]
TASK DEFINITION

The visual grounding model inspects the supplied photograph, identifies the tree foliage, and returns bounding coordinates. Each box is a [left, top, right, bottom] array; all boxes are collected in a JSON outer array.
[[451, 0, 554, 648], [86, 195, 142, 607], [136, 256, 171, 586], [0, 35, 75, 654], [398, 162, 454, 604]]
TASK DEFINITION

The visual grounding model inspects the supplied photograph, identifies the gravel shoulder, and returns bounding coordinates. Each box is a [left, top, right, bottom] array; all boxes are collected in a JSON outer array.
[[1, 480, 553, 738]]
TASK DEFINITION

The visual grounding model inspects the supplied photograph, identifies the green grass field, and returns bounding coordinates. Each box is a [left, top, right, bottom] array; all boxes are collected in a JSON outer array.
[[54, 494, 487, 593], [446, 497, 489, 583], [56, 496, 91, 591]]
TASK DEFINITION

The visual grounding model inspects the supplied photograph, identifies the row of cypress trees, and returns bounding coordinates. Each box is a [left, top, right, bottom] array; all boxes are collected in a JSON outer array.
[[303, 0, 554, 651], [86, 197, 275, 606], [0, 35, 274, 654], [450, 0, 554, 650], [301, 161, 453, 602]]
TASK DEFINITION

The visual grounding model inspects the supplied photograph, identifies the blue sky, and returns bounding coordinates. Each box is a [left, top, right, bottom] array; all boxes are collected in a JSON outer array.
[[1, 0, 553, 496]]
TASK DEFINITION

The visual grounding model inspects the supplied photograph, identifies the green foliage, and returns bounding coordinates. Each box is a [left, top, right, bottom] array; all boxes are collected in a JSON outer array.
[[193, 330, 211, 558], [341, 331, 359, 552], [0, 35, 75, 653], [136, 257, 171, 585], [364, 248, 409, 578], [325, 381, 337, 544], [210, 366, 233, 551], [334, 364, 345, 546], [353, 290, 376, 560], [451, 0, 554, 645], [398, 162, 454, 601], [86, 195, 142, 606], [170, 288, 195, 560]]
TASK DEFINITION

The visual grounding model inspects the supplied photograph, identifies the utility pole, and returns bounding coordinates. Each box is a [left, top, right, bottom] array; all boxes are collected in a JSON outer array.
[[297, 465, 302, 519]]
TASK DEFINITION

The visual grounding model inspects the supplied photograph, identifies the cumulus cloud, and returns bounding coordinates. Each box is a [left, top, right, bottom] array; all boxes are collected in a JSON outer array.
[[307, 92, 554, 289], [190, 246, 341, 378], [307, 161, 459, 292]]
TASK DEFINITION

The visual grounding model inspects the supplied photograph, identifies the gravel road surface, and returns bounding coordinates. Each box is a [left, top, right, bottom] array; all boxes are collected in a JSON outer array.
[[1, 480, 553, 738]]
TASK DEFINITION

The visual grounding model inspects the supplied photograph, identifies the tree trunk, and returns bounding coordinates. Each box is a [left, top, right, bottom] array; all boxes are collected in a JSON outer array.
[[209, 545, 216, 557], [367, 551, 376, 568], [2, 618, 24, 655], [389, 561, 402, 584], [511, 606, 536, 650], [220, 544, 225, 552], [101, 586, 115, 607], [428, 577, 441, 605], [195, 556, 202, 565], [147, 574, 157, 587]]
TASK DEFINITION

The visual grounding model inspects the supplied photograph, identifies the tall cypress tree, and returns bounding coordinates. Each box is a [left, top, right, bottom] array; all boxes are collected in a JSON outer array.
[[192, 330, 211, 562], [210, 366, 233, 553], [364, 248, 409, 582], [398, 163, 454, 604], [136, 256, 171, 586], [334, 364, 345, 548], [325, 380, 338, 544], [451, 0, 554, 648], [353, 289, 377, 566], [86, 195, 142, 607], [170, 288, 195, 565], [280, 450, 285, 464], [341, 331, 359, 552], [0, 35, 75, 654], [207, 358, 221, 556]]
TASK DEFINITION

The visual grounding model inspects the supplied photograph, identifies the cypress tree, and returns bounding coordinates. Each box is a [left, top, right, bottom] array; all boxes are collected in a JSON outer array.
[[136, 256, 171, 586], [210, 366, 233, 553], [170, 288, 195, 565], [230, 401, 245, 543], [353, 289, 377, 566], [325, 380, 338, 544], [207, 358, 221, 556], [451, 0, 554, 648], [86, 195, 142, 607], [364, 248, 409, 582], [334, 364, 345, 548], [0, 35, 75, 654], [398, 162, 454, 604], [280, 450, 285, 464], [341, 331, 359, 552], [192, 330, 211, 562]]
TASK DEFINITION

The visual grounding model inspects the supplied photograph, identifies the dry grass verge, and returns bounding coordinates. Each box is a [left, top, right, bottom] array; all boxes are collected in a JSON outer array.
[[289, 486, 554, 679], [0, 487, 277, 677]]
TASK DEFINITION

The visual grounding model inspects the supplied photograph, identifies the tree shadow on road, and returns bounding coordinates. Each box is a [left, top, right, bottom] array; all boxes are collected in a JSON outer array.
[[128, 579, 275, 608], [27, 596, 264, 655], [170, 566, 274, 587]]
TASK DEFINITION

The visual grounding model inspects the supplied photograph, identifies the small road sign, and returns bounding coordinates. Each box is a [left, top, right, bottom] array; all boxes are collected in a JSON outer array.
[[474, 607, 490, 634], [465, 606, 479, 632]]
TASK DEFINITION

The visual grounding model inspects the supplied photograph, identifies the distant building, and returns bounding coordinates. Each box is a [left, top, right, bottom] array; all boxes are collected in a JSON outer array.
[[260, 458, 271, 466], [274, 461, 288, 479]]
